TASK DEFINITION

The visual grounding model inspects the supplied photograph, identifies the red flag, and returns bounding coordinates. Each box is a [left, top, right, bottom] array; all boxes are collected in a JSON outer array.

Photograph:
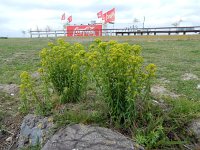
[[67, 15, 72, 23], [61, 13, 65, 20], [97, 10, 103, 18], [102, 13, 106, 20], [105, 8, 115, 23]]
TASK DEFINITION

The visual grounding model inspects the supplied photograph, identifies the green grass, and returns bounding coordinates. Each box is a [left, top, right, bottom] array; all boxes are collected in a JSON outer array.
[[0, 38, 55, 84], [135, 40, 200, 101], [0, 37, 200, 149], [0, 38, 199, 91], [0, 37, 199, 116], [139, 40, 200, 78]]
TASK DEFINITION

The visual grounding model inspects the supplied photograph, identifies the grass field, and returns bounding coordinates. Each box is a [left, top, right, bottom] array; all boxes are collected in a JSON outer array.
[[1, 37, 199, 98], [0, 36, 200, 149], [136, 40, 200, 100]]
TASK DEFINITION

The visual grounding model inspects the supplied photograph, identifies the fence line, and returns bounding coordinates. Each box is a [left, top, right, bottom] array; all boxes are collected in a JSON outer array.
[[29, 26, 200, 38]]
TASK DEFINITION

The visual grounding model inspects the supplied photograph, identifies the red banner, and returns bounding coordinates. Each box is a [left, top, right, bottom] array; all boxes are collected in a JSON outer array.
[[104, 8, 115, 23], [66, 24, 102, 37]]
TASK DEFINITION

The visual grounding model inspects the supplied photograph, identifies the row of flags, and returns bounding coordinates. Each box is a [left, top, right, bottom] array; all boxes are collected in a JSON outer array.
[[61, 8, 115, 24], [97, 8, 115, 24], [61, 13, 72, 23]]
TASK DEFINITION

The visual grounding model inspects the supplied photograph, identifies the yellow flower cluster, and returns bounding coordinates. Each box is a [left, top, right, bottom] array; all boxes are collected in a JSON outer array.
[[38, 39, 88, 100], [87, 40, 156, 101], [20, 71, 31, 94], [146, 63, 157, 77], [85, 40, 157, 128]]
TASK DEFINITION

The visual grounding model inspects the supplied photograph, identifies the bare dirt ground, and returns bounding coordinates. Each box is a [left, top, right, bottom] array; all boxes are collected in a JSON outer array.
[[0, 84, 23, 150], [151, 84, 180, 99], [181, 73, 199, 81]]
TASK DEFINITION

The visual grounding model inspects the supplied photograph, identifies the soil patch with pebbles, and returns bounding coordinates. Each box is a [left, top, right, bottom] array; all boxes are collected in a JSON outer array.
[[181, 73, 199, 81], [151, 85, 180, 99], [0, 84, 19, 96], [0, 114, 23, 150], [159, 77, 170, 84]]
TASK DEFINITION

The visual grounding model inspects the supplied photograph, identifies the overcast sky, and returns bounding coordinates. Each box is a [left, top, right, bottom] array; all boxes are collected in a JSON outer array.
[[1, 0, 200, 37]]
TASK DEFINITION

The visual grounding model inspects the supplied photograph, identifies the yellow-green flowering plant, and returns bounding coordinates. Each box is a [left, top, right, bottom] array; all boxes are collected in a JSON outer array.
[[19, 71, 32, 113], [87, 39, 157, 128], [19, 71, 52, 115], [39, 39, 88, 103]]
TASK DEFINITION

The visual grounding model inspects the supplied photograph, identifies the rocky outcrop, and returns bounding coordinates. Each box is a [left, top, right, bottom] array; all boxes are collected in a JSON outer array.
[[18, 115, 143, 150], [42, 124, 144, 150], [18, 114, 54, 148]]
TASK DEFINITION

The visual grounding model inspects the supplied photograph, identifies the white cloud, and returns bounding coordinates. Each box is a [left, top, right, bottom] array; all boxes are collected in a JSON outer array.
[[0, 0, 200, 37]]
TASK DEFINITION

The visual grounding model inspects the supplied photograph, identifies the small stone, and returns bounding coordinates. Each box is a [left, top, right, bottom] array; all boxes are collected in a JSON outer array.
[[197, 84, 200, 90], [29, 139, 32, 144], [10, 93, 14, 96], [6, 136, 12, 142], [152, 100, 159, 104], [37, 123, 43, 129], [47, 117, 53, 122]]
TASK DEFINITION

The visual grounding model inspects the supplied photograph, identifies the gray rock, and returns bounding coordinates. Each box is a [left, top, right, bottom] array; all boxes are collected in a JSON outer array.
[[18, 114, 54, 148], [189, 118, 200, 141], [42, 124, 144, 150]]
